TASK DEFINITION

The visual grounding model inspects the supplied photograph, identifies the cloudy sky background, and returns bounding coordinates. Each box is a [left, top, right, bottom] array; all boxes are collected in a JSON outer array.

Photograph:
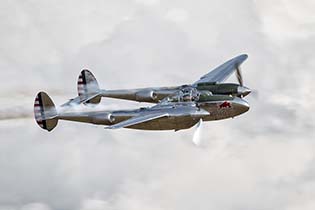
[[1, 0, 315, 209]]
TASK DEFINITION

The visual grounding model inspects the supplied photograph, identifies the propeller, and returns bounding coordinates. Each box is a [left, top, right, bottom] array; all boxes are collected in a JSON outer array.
[[235, 65, 251, 97], [236, 65, 243, 87], [192, 119, 203, 146]]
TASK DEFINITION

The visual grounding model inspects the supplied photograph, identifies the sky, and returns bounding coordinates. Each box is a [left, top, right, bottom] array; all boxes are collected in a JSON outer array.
[[0, 0, 315, 209]]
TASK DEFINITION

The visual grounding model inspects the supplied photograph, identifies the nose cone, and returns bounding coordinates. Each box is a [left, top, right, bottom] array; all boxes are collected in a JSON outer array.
[[237, 86, 251, 97], [233, 97, 250, 115]]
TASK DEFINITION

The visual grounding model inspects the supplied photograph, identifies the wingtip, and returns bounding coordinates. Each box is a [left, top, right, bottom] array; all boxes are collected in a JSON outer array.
[[238, 54, 248, 60], [233, 54, 248, 65]]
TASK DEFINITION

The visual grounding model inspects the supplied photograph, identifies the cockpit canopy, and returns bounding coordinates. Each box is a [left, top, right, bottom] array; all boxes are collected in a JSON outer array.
[[162, 86, 200, 103]]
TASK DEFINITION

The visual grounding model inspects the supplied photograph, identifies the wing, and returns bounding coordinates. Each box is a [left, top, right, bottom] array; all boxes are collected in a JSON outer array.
[[193, 54, 248, 85], [105, 112, 169, 129]]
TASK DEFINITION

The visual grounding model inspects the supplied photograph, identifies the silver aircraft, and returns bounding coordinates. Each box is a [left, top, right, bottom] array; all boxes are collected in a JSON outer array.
[[34, 54, 251, 132]]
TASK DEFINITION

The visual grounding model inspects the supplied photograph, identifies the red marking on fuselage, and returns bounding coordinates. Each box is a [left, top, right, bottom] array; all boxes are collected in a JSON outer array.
[[219, 101, 231, 108]]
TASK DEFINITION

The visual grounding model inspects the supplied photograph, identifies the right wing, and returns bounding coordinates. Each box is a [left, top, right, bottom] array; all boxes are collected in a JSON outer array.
[[193, 54, 248, 85], [105, 112, 169, 129]]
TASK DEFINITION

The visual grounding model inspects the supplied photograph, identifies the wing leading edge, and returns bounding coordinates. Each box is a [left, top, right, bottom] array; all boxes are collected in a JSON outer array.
[[105, 112, 169, 129], [193, 54, 248, 85]]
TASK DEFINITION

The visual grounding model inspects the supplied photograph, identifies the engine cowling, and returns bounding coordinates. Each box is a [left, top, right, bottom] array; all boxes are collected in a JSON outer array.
[[135, 90, 158, 102], [92, 113, 115, 124]]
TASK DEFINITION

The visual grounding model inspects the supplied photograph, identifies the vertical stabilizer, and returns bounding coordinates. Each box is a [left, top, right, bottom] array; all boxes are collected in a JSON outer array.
[[34, 92, 58, 131], [77, 69, 101, 104]]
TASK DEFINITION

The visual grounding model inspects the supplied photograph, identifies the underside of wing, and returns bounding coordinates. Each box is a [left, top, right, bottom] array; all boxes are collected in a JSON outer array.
[[105, 112, 169, 129], [193, 54, 248, 85]]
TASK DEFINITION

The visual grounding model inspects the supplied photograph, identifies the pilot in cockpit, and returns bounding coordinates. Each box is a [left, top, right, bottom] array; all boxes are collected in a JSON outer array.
[[179, 87, 200, 102], [161, 87, 200, 104]]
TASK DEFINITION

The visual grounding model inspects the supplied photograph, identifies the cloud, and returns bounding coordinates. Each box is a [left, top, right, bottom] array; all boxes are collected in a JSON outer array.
[[255, 0, 315, 43], [0, 0, 315, 210]]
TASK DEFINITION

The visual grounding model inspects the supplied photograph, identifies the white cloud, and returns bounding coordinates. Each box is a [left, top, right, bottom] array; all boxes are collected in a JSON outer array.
[[80, 199, 111, 210], [135, 0, 160, 6], [255, 0, 315, 43], [165, 8, 189, 22], [20, 203, 52, 210]]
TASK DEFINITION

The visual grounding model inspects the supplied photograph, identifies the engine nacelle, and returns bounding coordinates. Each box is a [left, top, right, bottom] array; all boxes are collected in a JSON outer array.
[[135, 90, 158, 102], [92, 113, 115, 124], [197, 83, 251, 97]]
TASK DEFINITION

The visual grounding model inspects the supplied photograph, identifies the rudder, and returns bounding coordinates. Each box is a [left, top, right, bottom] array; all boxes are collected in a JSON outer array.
[[34, 92, 58, 131], [77, 69, 101, 104]]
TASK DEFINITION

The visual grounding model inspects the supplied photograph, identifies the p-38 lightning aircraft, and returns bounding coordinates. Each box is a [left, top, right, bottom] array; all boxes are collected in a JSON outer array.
[[34, 54, 251, 132]]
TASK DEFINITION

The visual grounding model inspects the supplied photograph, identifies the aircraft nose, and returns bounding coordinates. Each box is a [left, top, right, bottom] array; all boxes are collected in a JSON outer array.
[[237, 86, 251, 97]]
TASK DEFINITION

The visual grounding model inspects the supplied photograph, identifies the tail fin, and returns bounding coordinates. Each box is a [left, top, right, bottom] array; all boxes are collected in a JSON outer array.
[[77, 69, 101, 104], [34, 92, 58, 131]]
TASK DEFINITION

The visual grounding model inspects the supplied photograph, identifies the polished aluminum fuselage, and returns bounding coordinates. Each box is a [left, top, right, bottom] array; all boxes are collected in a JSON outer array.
[[58, 97, 249, 131]]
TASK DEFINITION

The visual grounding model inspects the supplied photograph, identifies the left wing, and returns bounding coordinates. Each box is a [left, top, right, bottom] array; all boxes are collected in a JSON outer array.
[[105, 112, 169, 129], [193, 54, 248, 85]]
